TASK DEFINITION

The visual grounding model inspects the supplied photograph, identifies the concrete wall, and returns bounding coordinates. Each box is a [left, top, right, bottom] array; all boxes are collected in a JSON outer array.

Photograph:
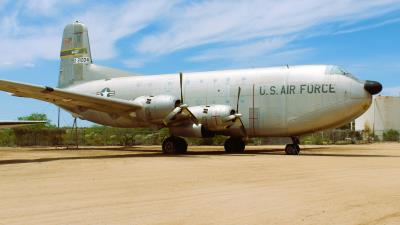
[[355, 96, 400, 138]]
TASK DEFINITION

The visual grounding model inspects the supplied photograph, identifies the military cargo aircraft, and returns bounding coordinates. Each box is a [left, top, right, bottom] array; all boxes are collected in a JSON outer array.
[[0, 120, 46, 128], [0, 21, 382, 154]]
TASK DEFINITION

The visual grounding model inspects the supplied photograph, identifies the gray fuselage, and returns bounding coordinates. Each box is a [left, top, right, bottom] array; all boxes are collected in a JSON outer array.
[[65, 65, 371, 137]]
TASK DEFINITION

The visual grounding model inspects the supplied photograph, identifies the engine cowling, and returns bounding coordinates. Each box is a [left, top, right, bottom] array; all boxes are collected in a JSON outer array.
[[167, 104, 245, 138], [132, 95, 180, 123], [169, 123, 214, 138], [188, 105, 236, 131]]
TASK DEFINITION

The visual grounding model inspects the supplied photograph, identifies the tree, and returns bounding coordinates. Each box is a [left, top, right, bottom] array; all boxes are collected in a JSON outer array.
[[383, 129, 399, 142], [13, 113, 62, 146], [17, 113, 55, 128]]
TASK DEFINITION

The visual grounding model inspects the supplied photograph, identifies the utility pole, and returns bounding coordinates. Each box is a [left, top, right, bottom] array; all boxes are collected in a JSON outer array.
[[72, 117, 79, 149], [57, 107, 60, 128]]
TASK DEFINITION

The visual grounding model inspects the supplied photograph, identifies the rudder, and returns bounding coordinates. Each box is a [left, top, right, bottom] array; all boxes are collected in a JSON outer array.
[[58, 21, 92, 88]]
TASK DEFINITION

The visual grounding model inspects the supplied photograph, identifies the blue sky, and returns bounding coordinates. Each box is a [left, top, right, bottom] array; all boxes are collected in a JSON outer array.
[[0, 0, 399, 126]]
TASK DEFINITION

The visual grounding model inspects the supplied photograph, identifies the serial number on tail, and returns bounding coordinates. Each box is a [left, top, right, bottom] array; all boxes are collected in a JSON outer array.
[[73, 57, 90, 64], [259, 84, 335, 96]]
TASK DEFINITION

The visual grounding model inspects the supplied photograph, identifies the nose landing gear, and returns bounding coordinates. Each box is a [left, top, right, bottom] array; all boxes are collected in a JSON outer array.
[[285, 136, 300, 155]]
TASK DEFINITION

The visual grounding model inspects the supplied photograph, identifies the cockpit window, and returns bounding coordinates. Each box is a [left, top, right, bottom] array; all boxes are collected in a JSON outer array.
[[326, 65, 358, 80]]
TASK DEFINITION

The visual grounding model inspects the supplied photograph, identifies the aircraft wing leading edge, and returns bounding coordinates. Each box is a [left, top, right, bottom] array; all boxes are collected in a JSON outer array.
[[0, 80, 142, 116]]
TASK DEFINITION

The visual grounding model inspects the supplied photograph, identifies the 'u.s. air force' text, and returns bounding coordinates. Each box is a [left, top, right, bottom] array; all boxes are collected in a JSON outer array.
[[259, 84, 335, 95]]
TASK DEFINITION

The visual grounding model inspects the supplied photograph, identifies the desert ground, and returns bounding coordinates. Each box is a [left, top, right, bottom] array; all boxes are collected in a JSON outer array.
[[0, 143, 399, 225]]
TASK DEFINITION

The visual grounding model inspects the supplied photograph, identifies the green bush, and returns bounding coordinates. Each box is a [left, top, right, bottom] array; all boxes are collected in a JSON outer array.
[[0, 129, 16, 146], [18, 113, 55, 128], [383, 129, 399, 142], [13, 127, 65, 146]]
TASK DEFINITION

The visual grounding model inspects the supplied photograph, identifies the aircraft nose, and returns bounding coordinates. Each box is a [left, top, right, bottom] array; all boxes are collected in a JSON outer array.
[[364, 80, 382, 95]]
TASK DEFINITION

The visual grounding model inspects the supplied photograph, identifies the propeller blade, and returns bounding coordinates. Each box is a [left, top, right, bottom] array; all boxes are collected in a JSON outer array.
[[236, 86, 241, 113], [238, 117, 247, 137], [223, 113, 242, 123], [179, 72, 184, 104], [163, 104, 199, 126]]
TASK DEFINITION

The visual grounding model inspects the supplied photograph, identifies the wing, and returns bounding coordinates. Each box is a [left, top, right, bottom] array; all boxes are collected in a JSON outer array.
[[0, 80, 142, 116], [0, 120, 46, 128]]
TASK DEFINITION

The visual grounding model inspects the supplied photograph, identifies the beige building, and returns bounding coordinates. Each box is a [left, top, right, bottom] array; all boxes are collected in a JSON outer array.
[[355, 96, 400, 138]]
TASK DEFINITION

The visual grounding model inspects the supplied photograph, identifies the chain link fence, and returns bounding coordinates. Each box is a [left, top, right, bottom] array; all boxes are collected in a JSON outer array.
[[0, 127, 398, 147]]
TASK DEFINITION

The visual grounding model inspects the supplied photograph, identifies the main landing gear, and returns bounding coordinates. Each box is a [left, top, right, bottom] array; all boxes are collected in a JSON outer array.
[[285, 136, 300, 155], [224, 137, 245, 153], [162, 136, 246, 154], [162, 136, 188, 154]]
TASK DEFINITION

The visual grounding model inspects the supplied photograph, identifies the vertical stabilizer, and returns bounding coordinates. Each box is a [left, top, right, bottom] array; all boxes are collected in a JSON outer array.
[[58, 21, 137, 88], [58, 21, 92, 88]]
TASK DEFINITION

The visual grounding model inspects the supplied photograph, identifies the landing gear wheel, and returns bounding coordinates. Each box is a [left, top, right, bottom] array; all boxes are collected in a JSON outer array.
[[162, 136, 188, 154], [285, 144, 300, 155], [224, 137, 245, 153], [176, 137, 188, 154]]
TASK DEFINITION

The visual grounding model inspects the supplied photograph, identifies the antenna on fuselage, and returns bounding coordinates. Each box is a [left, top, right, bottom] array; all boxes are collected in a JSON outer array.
[[179, 72, 184, 104]]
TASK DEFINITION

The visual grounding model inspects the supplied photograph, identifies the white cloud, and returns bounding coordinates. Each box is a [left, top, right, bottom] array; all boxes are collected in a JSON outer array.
[[263, 48, 314, 64], [76, 0, 175, 60], [136, 0, 400, 57], [335, 17, 400, 35], [0, 0, 174, 67], [0, 22, 60, 63], [1, 61, 13, 66], [0, 0, 8, 10], [23, 0, 83, 17], [122, 57, 150, 68], [0, 0, 400, 68], [222, 47, 314, 69], [23, 62, 35, 68], [189, 37, 293, 62]]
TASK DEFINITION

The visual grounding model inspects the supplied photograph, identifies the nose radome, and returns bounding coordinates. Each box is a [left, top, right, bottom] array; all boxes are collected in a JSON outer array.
[[364, 80, 382, 95]]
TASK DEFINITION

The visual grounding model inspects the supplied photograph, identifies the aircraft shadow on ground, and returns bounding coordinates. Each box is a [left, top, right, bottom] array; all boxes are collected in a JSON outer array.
[[28, 146, 160, 153], [0, 147, 398, 165]]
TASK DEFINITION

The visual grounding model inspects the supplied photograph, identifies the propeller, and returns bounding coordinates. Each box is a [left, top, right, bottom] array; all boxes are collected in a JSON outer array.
[[163, 72, 191, 126], [225, 86, 242, 122], [179, 72, 184, 104], [234, 86, 247, 136], [236, 86, 241, 113]]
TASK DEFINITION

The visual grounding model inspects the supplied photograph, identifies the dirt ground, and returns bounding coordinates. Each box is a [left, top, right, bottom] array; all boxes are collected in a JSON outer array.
[[0, 143, 399, 225]]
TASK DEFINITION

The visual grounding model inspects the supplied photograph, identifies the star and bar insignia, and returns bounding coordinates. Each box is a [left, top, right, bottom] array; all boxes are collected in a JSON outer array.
[[96, 88, 115, 97]]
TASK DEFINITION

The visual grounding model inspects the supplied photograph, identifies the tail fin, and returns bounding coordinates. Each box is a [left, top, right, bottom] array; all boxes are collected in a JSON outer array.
[[58, 21, 138, 88], [58, 21, 92, 88]]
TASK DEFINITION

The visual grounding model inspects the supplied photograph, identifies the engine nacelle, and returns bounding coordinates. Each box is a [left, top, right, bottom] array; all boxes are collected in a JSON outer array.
[[188, 105, 236, 131], [169, 124, 214, 138], [132, 95, 180, 123]]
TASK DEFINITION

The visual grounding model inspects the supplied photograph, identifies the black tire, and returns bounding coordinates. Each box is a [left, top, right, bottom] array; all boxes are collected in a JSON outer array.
[[224, 140, 233, 153], [224, 137, 245, 153], [162, 136, 188, 154], [162, 137, 177, 154], [294, 144, 300, 153], [176, 137, 188, 154], [285, 144, 300, 155]]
